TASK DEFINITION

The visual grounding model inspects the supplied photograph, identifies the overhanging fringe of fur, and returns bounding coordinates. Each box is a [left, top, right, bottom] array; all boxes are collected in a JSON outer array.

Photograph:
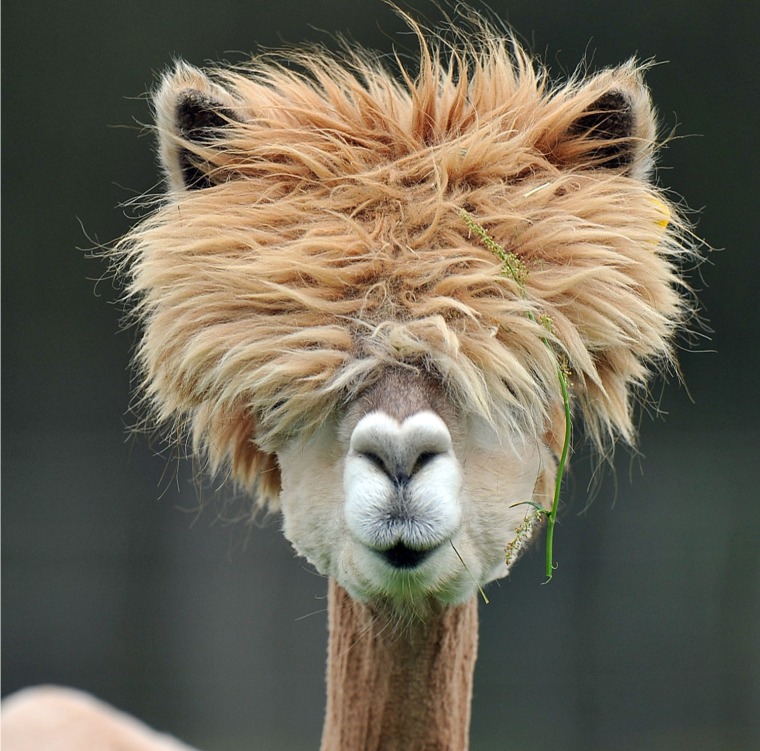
[[114, 13, 697, 508]]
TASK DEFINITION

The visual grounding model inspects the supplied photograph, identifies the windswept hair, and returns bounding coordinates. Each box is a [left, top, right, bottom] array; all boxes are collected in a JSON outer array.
[[115, 11, 696, 507]]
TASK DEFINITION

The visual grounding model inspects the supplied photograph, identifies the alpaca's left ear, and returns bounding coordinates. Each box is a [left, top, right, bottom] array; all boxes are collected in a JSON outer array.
[[552, 70, 657, 180], [154, 62, 241, 192]]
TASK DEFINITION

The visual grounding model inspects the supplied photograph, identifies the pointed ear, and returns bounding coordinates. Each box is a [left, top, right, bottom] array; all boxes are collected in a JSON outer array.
[[154, 63, 240, 192], [552, 70, 657, 179]]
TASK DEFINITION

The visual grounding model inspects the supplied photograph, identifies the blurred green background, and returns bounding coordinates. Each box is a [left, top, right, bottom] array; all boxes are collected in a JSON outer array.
[[3, 1, 758, 749]]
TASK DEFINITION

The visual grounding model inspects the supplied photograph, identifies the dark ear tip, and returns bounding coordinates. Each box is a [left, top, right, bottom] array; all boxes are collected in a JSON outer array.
[[171, 89, 238, 191], [571, 88, 637, 169], [587, 89, 631, 113], [573, 89, 633, 139], [175, 89, 236, 141]]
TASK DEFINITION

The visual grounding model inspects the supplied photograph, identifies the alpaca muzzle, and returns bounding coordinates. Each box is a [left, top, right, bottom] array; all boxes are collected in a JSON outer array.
[[343, 410, 463, 561]]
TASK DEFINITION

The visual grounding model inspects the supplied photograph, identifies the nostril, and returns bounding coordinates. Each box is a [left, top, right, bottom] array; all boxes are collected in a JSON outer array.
[[349, 411, 453, 484], [381, 543, 431, 569], [412, 450, 439, 474], [360, 449, 441, 483], [361, 451, 387, 474]]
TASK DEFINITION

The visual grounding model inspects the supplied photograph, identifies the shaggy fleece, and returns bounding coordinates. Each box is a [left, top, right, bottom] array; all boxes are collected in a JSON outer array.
[[115, 15, 694, 507]]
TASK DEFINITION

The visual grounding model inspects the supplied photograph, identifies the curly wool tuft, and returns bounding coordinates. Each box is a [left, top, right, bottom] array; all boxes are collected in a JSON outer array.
[[115, 15, 696, 508]]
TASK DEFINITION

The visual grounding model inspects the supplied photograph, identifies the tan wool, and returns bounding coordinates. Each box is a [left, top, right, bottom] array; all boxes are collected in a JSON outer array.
[[115, 17, 694, 509]]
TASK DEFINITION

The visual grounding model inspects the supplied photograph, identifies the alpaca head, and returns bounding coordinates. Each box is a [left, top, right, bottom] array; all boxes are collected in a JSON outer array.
[[119, 18, 690, 611]]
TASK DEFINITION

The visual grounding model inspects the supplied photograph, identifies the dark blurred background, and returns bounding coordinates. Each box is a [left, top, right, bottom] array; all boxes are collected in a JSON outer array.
[[3, 1, 758, 749]]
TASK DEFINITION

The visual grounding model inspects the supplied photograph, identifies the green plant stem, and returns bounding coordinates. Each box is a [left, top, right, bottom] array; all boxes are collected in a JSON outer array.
[[544, 362, 572, 582], [460, 208, 573, 583]]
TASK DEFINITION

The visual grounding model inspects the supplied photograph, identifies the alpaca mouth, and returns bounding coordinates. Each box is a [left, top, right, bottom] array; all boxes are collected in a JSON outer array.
[[379, 542, 441, 570]]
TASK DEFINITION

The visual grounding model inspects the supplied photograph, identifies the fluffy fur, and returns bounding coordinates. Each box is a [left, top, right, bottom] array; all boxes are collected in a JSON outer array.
[[116, 16, 693, 509]]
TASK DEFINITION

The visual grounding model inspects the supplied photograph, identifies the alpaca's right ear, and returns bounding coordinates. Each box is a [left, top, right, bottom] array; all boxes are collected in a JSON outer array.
[[154, 63, 240, 192]]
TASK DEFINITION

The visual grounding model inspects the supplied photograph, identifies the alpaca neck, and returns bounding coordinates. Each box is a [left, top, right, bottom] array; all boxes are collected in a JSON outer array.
[[320, 578, 479, 751]]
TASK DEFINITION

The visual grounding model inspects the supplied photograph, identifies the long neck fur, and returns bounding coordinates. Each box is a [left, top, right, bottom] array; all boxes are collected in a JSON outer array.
[[320, 578, 479, 751]]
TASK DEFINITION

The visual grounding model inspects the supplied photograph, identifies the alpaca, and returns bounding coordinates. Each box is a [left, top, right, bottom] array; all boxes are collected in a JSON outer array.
[[2, 13, 694, 751]]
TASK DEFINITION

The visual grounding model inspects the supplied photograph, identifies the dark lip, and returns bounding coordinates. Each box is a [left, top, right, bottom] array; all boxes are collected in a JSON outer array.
[[376, 541, 443, 570]]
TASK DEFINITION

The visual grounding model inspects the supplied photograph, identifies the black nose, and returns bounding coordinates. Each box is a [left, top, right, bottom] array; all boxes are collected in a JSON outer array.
[[381, 543, 430, 569]]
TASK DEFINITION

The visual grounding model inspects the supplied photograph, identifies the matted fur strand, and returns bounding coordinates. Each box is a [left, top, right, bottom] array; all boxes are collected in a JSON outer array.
[[115, 15, 696, 509]]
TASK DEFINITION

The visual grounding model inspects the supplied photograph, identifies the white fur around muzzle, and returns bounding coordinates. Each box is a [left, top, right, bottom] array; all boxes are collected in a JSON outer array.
[[344, 411, 462, 552]]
